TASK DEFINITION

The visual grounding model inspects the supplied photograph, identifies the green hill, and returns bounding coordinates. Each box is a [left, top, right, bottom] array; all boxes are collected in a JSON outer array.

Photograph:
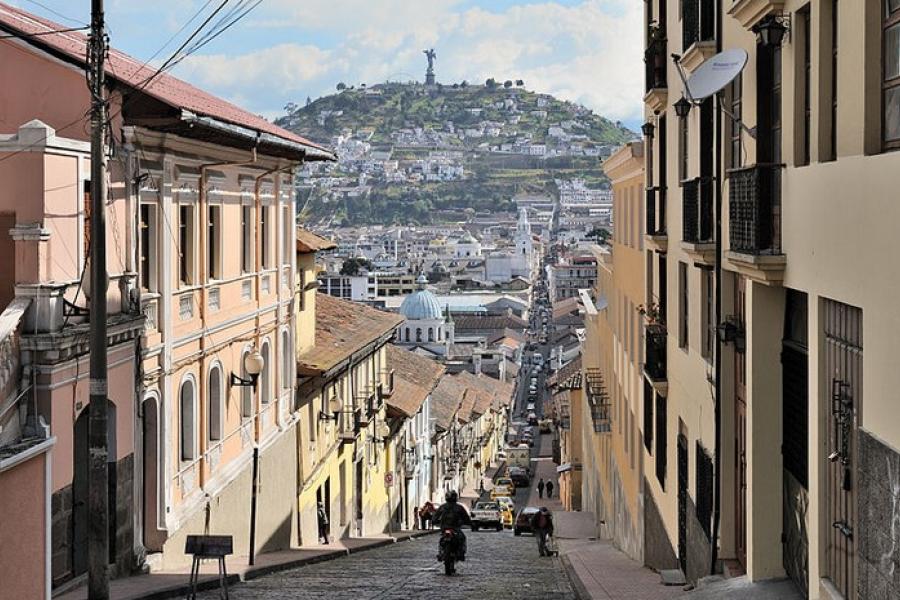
[[275, 81, 636, 226]]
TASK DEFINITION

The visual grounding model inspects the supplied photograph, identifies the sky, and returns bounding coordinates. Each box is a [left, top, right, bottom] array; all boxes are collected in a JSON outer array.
[[12, 0, 643, 130]]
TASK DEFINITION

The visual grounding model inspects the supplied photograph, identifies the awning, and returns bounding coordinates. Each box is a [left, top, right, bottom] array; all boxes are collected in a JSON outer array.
[[557, 463, 572, 473]]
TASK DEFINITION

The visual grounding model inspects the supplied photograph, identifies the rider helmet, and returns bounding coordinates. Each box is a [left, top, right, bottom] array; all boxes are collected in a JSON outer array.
[[445, 490, 459, 503]]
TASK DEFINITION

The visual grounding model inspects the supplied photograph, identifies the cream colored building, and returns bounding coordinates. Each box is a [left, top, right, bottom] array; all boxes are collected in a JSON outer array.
[[642, 1, 900, 597], [577, 142, 646, 563]]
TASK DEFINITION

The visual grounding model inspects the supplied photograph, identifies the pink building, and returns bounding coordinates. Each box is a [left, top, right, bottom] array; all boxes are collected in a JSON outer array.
[[0, 3, 333, 594]]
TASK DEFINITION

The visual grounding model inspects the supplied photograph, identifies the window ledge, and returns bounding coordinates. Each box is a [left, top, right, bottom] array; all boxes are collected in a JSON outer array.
[[681, 241, 716, 265], [727, 0, 785, 30], [646, 233, 668, 253], [644, 88, 668, 113], [725, 251, 787, 285], [681, 41, 717, 74]]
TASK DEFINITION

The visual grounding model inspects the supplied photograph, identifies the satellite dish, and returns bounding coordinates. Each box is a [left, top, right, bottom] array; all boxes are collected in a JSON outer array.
[[685, 49, 748, 101]]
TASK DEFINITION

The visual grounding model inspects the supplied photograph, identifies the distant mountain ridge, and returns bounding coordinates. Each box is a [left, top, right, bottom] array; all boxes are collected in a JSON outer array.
[[275, 81, 636, 226]]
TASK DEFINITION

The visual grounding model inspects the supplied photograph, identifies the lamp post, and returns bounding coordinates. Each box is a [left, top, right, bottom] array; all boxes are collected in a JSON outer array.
[[319, 395, 343, 421], [674, 95, 692, 118], [231, 350, 264, 387], [641, 121, 656, 138], [753, 14, 790, 48]]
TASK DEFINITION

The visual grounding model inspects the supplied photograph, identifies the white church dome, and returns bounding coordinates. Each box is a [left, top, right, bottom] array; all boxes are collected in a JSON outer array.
[[399, 276, 443, 321]]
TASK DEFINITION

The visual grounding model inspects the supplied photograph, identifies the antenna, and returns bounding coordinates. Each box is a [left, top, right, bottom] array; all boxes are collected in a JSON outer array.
[[682, 49, 756, 139]]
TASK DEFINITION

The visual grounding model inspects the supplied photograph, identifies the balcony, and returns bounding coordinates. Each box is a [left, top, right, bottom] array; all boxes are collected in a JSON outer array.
[[728, 0, 785, 30], [643, 31, 668, 113], [585, 368, 611, 434], [338, 408, 362, 443], [681, 177, 716, 264], [727, 164, 786, 283], [643, 325, 668, 393], [646, 187, 667, 251]]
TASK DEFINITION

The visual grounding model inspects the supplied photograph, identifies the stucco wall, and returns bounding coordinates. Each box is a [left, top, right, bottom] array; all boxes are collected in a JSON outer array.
[[0, 451, 47, 600]]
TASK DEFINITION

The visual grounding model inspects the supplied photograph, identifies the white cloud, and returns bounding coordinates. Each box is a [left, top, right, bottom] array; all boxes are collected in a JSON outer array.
[[174, 0, 643, 124]]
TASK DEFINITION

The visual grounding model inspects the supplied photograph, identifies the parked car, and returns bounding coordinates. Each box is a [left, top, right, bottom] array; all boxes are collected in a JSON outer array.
[[514, 506, 541, 536], [470, 501, 504, 531], [527, 412, 538, 425], [508, 467, 530, 488], [539, 419, 552, 433], [526, 402, 536, 411]]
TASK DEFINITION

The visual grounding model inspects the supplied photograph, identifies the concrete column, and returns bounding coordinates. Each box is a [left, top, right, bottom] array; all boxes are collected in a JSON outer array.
[[745, 281, 785, 580]]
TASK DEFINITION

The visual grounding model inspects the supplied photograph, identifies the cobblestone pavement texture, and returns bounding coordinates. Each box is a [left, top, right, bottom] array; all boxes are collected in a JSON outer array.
[[197, 528, 576, 600]]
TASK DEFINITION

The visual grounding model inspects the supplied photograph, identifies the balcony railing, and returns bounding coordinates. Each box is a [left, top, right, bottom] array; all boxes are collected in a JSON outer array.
[[644, 325, 668, 382], [682, 0, 715, 51], [585, 368, 611, 433], [729, 164, 782, 255], [646, 187, 667, 236], [682, 177, 714, 244], [644, 33, 668, 92], [338, 408, 362, 442]]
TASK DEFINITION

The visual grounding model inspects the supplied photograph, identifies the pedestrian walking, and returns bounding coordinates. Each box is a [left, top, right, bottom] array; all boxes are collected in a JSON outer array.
[[530, 507, 555, 557], [546, 480, 554, 498], [422, 501, 435, 529], [537, 478, 545, 498], [413, 506, 420, 530], [316, 502, 329, 544]]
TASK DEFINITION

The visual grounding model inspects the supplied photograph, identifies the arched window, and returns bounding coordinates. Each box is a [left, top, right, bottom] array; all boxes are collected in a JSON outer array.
[[281, 330, 291, 390], [428, 327, 434, 342], [260, 341, 271, 404], [416, 328, 422, 343], [437, 329, 442, 341], [241, 350, 253, 419], [180, 377, 196, 461], [405, 328, 410, 342], [208, 366, 223, 441]]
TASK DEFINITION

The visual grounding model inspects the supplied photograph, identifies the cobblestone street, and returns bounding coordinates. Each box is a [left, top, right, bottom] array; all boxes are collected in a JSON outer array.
[[198, 529, 575, 600]]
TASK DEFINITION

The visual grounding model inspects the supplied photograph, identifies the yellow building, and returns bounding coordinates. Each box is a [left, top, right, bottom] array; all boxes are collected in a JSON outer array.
[[576, 142, 646, 563], [642, 1, 900, 596], [547, 357, 585, 511], [295, 293, 402, 543]]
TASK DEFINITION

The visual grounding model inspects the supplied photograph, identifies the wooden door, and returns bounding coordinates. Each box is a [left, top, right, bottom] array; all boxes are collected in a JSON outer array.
[[823, 299, 862, 599], [733, 276, 747, 567]]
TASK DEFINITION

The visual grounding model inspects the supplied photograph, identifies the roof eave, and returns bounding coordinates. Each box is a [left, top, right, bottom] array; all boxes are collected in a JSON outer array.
[[181, 111, 336, 162]]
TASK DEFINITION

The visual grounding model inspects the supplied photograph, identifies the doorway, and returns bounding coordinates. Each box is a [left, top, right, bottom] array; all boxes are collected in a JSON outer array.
[[143, 397, 165, 552], [677, 432, 688, 575], [823, 299, 862, 599], [0, 213, 14, 310], [355, 460, 364, 536]]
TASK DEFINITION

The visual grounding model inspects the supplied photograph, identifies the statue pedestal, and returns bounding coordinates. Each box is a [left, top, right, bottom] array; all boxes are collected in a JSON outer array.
[[425, 70, 435, 86]]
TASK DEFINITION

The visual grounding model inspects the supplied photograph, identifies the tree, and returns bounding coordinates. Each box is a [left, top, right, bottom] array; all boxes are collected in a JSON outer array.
[[515, 79, 525, 87], [485, 78, 497, 89], [284, 101, 298, 114], [461, 80, 469, 88], [305, 96, 312, 106], [504, 80, 513, 88], [340, 257, 372, 276], [336, 82, 347, 91]]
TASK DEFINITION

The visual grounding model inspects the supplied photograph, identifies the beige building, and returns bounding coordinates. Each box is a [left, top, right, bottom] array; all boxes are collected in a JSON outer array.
[[641, 0, 900, 597], [577, 142, 646, 563]]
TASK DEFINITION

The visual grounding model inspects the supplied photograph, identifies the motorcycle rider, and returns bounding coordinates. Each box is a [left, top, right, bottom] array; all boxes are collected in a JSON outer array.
[[433, 490, 472, 568]]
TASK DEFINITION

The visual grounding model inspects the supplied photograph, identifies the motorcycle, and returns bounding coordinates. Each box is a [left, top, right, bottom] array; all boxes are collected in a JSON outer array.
[[437, 528, 464, 575]]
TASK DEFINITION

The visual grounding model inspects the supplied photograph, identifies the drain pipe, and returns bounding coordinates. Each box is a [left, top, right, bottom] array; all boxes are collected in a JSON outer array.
[[710, 0, 724, 576]]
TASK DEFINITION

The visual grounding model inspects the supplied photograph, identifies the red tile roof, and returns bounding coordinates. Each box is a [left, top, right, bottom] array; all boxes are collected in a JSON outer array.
[[386, 345, 445, 418], [296, 228, 336, 253], [297, 294, 403, 375], [0, 3, 333, 158]]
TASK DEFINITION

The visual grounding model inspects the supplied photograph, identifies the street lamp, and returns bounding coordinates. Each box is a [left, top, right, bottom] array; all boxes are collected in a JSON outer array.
[[319, 395, 342, 421], [754, 14, 790, 48], [641, 121, 655, 138], [230, 349, 263, 387], [674, 95, 692, 119]]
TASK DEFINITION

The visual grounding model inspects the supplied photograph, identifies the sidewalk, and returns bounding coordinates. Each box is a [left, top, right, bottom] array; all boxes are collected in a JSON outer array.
[[529, 433, 684, 600], [55, 530, 436, 600]]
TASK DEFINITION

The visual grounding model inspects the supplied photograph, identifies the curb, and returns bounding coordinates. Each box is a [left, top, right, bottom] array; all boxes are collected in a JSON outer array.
[[560, 553, 591, 600]]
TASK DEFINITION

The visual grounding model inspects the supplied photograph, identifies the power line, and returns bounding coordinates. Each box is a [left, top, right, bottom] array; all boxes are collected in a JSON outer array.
[[0, 25, 88, 39], [20, 0, 86, 26]]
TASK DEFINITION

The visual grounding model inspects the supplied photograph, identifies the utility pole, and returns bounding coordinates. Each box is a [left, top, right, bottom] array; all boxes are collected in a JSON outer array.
[[87, 0, 109, 598]]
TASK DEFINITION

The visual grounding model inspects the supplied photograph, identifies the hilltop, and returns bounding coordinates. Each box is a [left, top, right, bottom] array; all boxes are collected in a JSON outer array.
[[275, 81, 636, 226]]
